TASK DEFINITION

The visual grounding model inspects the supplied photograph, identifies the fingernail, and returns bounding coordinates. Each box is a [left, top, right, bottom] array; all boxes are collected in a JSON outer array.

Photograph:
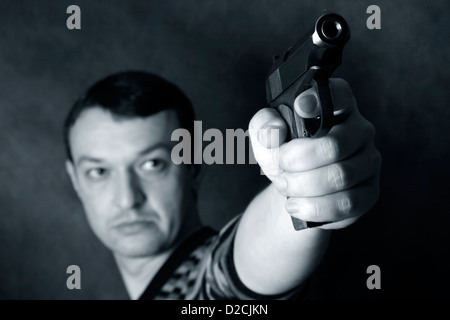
[[258, 125, 281, 148]]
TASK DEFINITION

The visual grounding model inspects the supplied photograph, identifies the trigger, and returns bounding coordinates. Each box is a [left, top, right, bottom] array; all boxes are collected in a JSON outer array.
[[310, 77, 334, 137]]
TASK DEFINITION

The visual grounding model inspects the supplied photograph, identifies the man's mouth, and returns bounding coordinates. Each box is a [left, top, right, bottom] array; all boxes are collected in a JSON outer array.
[[114, 219, 155, 235]]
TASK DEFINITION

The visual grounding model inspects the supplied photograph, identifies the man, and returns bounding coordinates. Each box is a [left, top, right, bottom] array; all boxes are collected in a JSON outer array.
[[64, 71, 380, 299]]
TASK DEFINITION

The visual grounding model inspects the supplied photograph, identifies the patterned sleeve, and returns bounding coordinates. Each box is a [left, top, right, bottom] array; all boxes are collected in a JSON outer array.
[[189, 214, 306, 300]]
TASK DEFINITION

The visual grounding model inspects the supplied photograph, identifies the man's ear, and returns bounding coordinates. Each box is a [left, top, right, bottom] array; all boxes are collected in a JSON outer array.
[[65, 159, 80, 195]]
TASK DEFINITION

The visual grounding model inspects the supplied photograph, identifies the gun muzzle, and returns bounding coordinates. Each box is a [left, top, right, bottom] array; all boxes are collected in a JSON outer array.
[[313, 13, 349, 47]]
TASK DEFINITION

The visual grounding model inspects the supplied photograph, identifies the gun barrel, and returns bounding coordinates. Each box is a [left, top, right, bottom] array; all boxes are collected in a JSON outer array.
[[312, 13, 350, 47], [266, 13, 350, 105], [322, 19, 342, 40]]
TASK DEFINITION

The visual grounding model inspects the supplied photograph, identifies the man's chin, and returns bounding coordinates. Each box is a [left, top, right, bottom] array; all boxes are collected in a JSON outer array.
[[114, 242, 164, 258], [110, 229, 169, 258]]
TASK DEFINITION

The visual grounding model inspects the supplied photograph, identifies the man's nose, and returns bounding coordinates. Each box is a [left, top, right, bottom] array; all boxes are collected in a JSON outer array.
[[114, 170, 146, 210]]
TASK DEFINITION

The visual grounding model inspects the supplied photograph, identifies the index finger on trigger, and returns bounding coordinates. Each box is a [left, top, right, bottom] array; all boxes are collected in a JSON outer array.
[[293, 78, 357, 122], [328, 78, 357, 117], [293, 87, 321, 119], [277, 113, 372, 172]]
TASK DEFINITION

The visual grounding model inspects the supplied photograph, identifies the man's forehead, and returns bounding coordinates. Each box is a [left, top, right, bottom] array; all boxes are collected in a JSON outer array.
[[69, 107, 180, 160], [71, 107, 179, 134]]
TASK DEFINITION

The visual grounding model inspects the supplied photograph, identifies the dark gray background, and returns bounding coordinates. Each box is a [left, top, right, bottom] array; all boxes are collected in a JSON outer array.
[[0, 0, 449, 299]]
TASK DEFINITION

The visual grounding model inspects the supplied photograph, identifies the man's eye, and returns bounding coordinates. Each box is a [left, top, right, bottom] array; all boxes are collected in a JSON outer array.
[[86, 168, 108, 179], [140, 159, 165, 172]]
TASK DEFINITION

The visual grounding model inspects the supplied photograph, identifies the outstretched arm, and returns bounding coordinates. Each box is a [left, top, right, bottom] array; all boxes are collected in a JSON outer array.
[[233, 78, 381, 295]]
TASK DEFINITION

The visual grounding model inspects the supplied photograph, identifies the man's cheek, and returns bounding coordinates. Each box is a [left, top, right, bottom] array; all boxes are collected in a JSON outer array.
[[81, 193, 112, 227], [77, 172, 113, 191], [155, 191, 183, 228], [80, 182, 113, 204]]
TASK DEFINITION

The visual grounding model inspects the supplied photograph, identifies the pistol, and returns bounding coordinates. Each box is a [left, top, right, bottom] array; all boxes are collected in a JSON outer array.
[[265, 12, 351, 230]]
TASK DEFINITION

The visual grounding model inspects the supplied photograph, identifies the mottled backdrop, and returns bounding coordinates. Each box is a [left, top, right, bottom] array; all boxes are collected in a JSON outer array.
[[0, 0, 449, 299]]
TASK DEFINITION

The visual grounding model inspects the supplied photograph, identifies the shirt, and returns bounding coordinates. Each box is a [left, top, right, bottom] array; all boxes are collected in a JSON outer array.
[[138, 215, 303, 300]]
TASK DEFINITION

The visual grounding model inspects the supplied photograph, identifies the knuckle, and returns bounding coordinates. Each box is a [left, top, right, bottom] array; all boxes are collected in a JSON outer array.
[[328, 163, 348, 190], [339, 196, 353, 217], [281, 174, 310, 197], [319, 137, 340, 162], [311, 201, 322, 221], [295, 174, 311, 196], [278, 144, 299, 171]]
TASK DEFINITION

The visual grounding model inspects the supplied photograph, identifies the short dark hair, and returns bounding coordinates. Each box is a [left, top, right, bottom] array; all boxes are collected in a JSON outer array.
[[63, 71, 195, 162]]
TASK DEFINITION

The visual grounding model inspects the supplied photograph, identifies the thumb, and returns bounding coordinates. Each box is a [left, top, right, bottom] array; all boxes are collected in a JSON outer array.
[[249, 108, 288, 149], [249, 108, 287, 179]]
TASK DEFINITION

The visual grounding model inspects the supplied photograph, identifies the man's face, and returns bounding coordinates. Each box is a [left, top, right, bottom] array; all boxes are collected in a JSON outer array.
[[66, 108, 195, 258]]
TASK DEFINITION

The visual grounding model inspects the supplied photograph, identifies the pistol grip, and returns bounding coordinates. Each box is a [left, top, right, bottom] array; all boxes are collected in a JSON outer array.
[[276, 104, 308, 230], [276, 76, 336, 230]]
